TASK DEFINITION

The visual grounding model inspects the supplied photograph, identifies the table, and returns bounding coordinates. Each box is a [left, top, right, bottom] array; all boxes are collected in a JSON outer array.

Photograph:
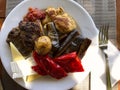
[[0, 0, 120, 90]]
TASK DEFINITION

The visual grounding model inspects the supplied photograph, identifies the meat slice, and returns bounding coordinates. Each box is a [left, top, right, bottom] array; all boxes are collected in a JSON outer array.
[[7, 21, 41, 56]]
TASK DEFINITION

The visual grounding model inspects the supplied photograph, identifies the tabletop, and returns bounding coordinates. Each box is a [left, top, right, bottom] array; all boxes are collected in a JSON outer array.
[[0, 0, 120, 90]]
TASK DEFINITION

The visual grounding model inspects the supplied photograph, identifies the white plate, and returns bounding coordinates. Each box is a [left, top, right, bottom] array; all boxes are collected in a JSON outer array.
[[0, 0, 98, 90]]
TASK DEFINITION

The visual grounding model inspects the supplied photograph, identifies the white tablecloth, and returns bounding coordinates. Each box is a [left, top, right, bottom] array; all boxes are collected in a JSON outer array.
[[5, 0, 117, 90]]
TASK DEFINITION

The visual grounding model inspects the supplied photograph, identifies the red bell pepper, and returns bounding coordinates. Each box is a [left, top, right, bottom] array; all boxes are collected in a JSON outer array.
[[32, 51, 84, 79], [42, 56, 67, 79], [32, 51, 67, 79], [54, 52, 84, 72], [32, 51, 48, 75], [54, 52, 77, 64], [32, 65, 47, 75]]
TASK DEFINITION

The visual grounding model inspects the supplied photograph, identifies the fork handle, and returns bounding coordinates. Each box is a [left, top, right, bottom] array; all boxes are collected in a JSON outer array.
[[105, 54, 112, 90]]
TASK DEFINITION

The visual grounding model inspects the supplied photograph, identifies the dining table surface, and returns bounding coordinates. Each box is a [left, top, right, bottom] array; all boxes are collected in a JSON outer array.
[[0, 0, 120, 90]]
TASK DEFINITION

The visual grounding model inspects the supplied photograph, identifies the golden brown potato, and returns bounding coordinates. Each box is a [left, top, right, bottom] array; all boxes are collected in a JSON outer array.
[[42, 7, 77, 33], [42, 7, 64, 26], [54, 13, 77, 33], [46, 7, 64, 19], [35, 36, 52, 55]]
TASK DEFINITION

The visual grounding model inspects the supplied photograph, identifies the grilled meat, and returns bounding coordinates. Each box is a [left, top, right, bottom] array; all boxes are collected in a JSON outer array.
[[7, 21, 41, 56]]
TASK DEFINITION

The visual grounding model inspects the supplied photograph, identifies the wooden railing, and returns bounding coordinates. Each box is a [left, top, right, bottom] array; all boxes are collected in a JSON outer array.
[[116, 0, 120, 50]]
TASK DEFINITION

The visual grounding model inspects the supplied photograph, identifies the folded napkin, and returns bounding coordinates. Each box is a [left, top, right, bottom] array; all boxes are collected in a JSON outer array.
[[11, 57, 37, 79], [108, 41, 120, 86], [89, 41, 120, 90]]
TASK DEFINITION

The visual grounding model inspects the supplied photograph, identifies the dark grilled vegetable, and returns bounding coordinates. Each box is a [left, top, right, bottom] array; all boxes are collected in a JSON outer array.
[[64, 35, 91, 58], [65, 35, 84, 53], [59, 34, 67, 41], [46, 22, 60, 52], [77, 38, 91, 58], [55, 30, 79, 57]]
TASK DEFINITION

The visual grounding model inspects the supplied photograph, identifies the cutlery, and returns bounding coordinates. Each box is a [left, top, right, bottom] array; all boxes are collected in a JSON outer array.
[[99, 24, 112, 90], [89, 72, 91, 90]]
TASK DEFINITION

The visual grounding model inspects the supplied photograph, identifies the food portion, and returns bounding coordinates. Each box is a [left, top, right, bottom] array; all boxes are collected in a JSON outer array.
[[6, 7, 91, 80], [7, 21, 41, 56], [24, 7, 46, 22], [44, 7, 77, 33], [35, 36, 52, 55], [32, 51, 84, 79], [54, 13, 77, 33]]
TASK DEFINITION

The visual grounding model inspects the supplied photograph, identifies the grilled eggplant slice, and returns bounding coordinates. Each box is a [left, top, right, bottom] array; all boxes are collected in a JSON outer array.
[[55, 30, 79, 57], [66, 36, 91, 58], [77, 38, 91, 58], [46, 22, 60, 52]]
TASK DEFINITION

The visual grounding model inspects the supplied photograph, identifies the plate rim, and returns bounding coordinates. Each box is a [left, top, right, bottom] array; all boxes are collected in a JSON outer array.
[[0, 0, 98, 89]]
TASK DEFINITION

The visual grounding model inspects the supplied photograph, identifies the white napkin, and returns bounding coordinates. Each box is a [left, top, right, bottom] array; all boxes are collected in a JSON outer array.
[[10, 57, 37, 79], [108, 41, 120, 86], [89, 41, 120, 90]]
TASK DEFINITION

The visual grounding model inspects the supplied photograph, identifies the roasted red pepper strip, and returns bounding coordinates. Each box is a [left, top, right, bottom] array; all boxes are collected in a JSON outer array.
[[32, 51, 47, 75], [42, 56, 67, 79], [32, 51, 67, 79], [68, 56, 84, 72], [54, 52, 84, 72], [32, 51, 84, 79], [32, 65, 47, 75], [54, 52, 77, 64]]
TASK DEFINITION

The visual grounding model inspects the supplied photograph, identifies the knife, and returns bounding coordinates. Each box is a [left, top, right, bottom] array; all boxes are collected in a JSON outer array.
[[89, 72, 91, 90]]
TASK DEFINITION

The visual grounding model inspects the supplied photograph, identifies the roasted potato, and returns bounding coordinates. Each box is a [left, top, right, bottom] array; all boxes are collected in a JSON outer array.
[[35, 36, 52, 55], [54, 13, 77, 33]]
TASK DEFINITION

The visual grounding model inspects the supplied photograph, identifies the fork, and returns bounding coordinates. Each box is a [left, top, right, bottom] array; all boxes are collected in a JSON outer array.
[[99, 24, 112, 90]]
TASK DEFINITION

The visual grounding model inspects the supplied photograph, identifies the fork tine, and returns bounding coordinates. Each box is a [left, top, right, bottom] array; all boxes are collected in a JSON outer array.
[[102, 25, 106, 43], [99, 25, 104, 44], [99, 27, 101, 44], [99, 26, 103, 43], [106, 24, 109, 41], [99, 24, 109, 44], [104, 24, 109, 42]]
